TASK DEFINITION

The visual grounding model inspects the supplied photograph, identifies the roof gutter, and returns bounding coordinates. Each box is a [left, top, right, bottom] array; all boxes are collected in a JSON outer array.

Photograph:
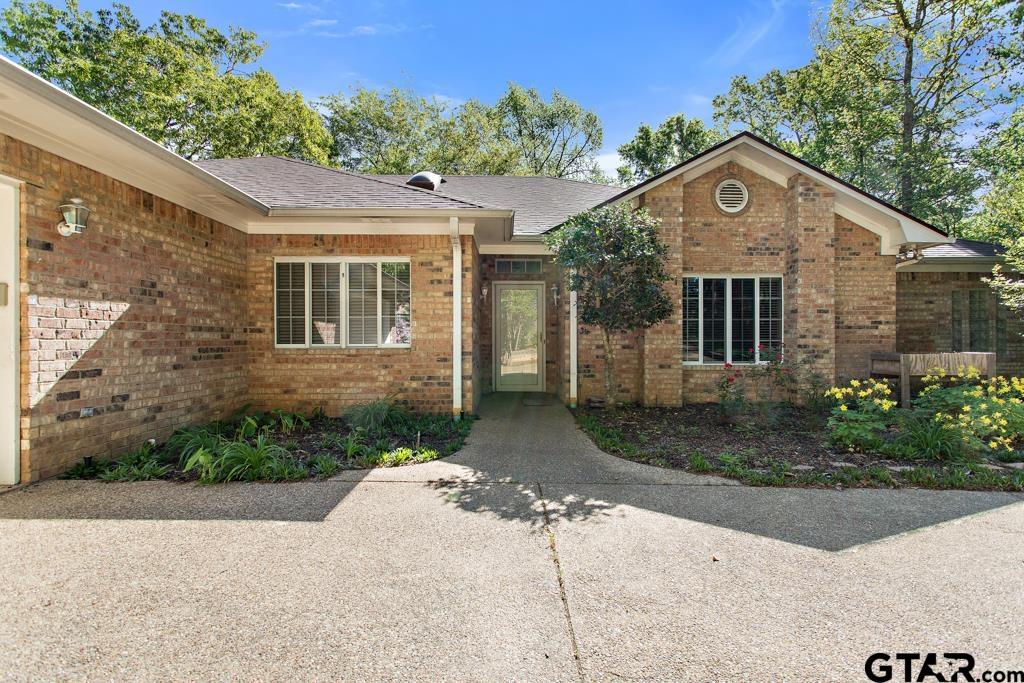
[[0, 56, 270, 215]]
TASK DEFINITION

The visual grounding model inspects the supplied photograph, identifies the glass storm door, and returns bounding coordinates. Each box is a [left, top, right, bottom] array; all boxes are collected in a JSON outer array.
[[494, 283, 544, 392]]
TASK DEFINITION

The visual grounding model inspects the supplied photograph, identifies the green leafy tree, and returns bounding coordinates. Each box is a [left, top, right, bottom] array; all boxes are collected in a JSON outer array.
[[615, 114, 723, 185], [545, 205, 673, 408], [495, 83, 605, 181], [0, 0, 331, 162], [978, 104, 1024, 313], [713, 0, 1024, 233], [322, 83, 605, 180]]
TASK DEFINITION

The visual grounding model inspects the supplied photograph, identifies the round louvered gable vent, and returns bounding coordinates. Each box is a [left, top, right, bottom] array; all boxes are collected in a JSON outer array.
[[715, 179, 748, 213]]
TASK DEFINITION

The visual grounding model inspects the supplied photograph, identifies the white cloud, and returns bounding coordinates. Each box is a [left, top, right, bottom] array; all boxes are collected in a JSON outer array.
[[316, 23, 433, 38], [276, 2, 322, 10], [306, 18, 338, 26], [708, 0, 789, 66]]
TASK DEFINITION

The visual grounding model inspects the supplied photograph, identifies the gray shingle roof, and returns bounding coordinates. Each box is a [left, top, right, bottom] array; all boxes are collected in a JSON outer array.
[[194, 157, 490, 211], [921, 238, 1005, 260], [377, 175, 622, 235]]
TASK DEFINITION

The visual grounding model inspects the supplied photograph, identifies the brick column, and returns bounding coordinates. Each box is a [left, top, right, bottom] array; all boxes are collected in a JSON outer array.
[[784, 174, 836, 382], [642, 188, 684, 406]]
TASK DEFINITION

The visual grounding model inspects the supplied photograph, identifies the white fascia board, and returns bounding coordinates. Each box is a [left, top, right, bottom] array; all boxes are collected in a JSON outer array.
[[265, 207, 510, 219], [248, 217, 477, 235], [0, 57, 268, 229]]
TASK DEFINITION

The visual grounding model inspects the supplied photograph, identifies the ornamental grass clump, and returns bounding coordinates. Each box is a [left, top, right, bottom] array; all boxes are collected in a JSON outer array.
[[824, 378, 898, 451]]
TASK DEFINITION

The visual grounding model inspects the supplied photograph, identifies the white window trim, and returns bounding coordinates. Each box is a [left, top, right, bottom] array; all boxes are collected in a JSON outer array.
[[273, 256, 412, 350], [682, 273, 784, 366]]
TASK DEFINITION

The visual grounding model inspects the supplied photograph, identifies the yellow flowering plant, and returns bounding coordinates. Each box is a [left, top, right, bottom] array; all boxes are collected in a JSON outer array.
[[824, 378, 898, 451], [914, 367, 1024, 455]]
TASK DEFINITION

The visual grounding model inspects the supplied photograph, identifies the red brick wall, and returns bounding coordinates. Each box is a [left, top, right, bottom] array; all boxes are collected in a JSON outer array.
[[3, 133, 248, 482], [897, 270, 1024, 377], [246, 233, 474, 416], [571, 163, 893, 405], [835, 216, 896, 380]]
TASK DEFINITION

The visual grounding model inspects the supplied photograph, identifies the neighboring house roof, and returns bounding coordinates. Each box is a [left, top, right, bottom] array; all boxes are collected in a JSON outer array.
[[592, 131, 952, 254], [195, 157, 494, 212], [919, 238, 1005, 260], [376, 175, 622, 236]]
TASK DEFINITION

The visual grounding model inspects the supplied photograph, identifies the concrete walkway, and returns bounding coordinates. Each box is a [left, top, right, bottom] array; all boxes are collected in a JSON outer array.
[[1, 393, 1022, 681]]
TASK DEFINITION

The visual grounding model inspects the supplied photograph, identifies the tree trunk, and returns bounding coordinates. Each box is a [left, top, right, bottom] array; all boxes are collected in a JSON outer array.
[[897, 1, 920, 212], [602, 328, 617, 410]]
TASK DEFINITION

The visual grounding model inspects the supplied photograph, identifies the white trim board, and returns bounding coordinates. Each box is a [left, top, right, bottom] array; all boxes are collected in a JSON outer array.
[[0, 174, 19, 485]]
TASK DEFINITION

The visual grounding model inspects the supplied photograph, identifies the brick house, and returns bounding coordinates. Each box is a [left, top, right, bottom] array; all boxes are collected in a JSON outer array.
[[0, 56, 1018, 484]]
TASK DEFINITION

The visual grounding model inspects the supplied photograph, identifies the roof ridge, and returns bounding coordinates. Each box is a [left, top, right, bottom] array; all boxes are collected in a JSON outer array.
[[369, 172, 621, 189], [269, 156, 492, 209]]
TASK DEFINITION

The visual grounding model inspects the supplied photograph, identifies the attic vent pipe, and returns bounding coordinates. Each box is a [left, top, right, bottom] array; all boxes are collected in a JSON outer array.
[[407, 171, 445, 191]]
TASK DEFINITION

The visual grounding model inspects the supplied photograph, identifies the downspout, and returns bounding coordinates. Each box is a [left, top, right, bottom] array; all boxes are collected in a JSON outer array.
[[569, 275, 578, 409], [450, 216, 463, 419]]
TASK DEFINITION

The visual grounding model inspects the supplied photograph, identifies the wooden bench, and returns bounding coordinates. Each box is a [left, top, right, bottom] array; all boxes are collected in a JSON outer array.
[[869, 352, 997, 407]]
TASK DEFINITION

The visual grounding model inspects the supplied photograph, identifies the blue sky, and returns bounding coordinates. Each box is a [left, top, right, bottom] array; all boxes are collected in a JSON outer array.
[[13, 0, 819, 174]]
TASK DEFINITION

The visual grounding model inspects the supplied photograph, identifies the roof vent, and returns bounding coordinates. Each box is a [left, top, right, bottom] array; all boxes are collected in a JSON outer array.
[[715, 179, 748, 213], [406, 171, 445, 191]]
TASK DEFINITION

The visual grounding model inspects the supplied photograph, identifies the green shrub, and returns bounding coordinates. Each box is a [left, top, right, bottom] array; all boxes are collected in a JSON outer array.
[[378, 447, 414, 467], [167, 426, 222, 467], [319, 432, 345, 451], [888, 413, 964, 462], [262, 455, 310, 481], [914, 369, 1024, 456], [217, 434, 293, 482], [271, 409, 309, 434], [825, 378, 898, 451], [62, 458, 112, 479], [717, 452, 747, 477], [309, 453, 341, 478], [97, 443, 170, 482], [687, 452, 712, 472], [346, 398, 409, 432], [414, 447, 441, 463]]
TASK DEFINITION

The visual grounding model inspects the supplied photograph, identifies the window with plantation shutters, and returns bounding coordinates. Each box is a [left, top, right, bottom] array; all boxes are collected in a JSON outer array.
[[275, 262, 306, 346], [347, 262, 379, 346], [681, 275, 783, 364], [310, 263, 341, 345], [273, 258, 411, 349]]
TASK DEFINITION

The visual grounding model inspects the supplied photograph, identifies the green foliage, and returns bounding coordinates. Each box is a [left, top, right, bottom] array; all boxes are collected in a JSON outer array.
[[616, 114, 723, 185], [321, 82, 605, 181], [576, 414, 637, 455], [825, 378, 899, 451], [0, 0, 331, 162], [96, 443, 169, 482], [167, 425, 221, 467], [62, 458, 111, 479], [886, 413, 965, 462], [345, 399, 409, 433], [270, 409, 309, 435], [183, 433, 308, 483], [710, 0, 1023, 233], [546, 205, 673, 408], [687, 452, 712, 472], [309, 453, 341, 479]]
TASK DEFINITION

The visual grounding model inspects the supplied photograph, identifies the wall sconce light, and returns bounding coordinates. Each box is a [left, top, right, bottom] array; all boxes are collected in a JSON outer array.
[[57, 198, 91, 237], [551, 282, 560, 307], [481, 283, 489, 302]]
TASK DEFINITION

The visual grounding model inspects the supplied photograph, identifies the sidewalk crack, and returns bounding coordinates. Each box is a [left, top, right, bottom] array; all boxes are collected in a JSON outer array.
[[538, 482, 585, 682]]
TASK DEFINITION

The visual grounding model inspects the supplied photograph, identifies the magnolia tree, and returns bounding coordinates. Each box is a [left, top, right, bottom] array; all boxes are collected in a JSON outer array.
[[545, 205, 673, 409]]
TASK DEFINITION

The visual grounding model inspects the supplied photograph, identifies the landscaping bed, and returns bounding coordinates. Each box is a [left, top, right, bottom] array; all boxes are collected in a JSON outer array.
[[576, 368, 1024, 492], [64, 400, 473, 484]]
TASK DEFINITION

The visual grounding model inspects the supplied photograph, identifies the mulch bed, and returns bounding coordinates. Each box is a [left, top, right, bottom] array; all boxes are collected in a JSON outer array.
[[577, 404, 1024, 490]]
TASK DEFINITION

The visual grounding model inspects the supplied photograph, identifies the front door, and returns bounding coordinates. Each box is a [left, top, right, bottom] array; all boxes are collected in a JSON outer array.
[[494, 282, 544, 392], [0, 177, 19, 485]]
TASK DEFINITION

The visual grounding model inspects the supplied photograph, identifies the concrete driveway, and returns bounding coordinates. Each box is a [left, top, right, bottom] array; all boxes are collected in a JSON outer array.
[[1, 393, 1022, 681]]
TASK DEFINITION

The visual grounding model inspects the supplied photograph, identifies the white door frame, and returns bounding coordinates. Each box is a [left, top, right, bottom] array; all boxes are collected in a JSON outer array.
[[0, 175, 20, 485], [493, 281, 545, 392]]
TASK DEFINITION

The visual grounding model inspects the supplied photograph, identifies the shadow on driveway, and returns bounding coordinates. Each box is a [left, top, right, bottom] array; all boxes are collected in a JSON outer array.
[[1, 393, 1021, 551]]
